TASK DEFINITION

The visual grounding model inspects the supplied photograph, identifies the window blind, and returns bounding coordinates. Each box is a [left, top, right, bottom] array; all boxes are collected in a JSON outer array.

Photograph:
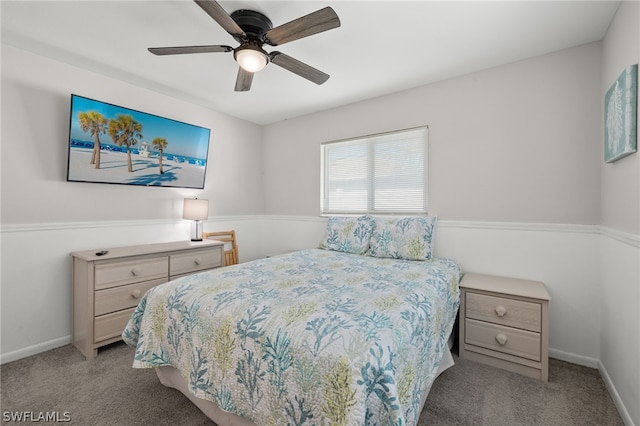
[[321, 127, 428, 215]]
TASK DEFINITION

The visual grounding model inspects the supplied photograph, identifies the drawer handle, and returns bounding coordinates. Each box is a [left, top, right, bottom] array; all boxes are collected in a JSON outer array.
[[495, 305, 507, 317], [131, 267, 140, 276], [194, 257, 202, 266], [131, 289, 141, 299], [495, 333, 508, 346]]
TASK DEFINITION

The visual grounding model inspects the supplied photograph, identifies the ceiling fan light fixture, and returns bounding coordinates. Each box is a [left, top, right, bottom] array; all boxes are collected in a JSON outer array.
[[234, 46, 268, 73]]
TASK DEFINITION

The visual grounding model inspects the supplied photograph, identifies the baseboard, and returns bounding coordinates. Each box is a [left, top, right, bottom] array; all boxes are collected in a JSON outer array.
[[598, 360, 635, 426], [549, 349, 633, 425], [548, 348, 599, 368], [0, 335, 71, 365]]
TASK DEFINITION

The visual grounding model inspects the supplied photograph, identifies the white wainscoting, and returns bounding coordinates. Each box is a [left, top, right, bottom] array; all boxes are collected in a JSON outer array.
[[0, 216, 264, 364], [1, 215, 607, 364], [261, 216, 604, 364], [2, 216, 636, 424], [598, 229, 639, 426]]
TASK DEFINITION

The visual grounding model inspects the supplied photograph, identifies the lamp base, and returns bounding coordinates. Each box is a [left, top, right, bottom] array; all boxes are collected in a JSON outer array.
[[189, 220, 204, 242]]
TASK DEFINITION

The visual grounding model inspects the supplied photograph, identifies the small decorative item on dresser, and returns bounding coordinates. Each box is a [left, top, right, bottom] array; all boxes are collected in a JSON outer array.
[[458, 272, 551, 381]]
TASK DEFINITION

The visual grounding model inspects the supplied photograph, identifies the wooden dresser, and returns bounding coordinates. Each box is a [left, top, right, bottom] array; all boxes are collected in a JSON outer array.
[[71, 240, 224, 360], [458, 273, 551, 381]]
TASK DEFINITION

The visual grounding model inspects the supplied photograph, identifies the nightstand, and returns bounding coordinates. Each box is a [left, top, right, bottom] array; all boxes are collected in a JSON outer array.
[[458, 273, 551, 381]]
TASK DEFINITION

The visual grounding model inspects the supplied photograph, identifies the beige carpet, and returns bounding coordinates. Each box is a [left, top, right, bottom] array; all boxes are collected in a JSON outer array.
[[0, 342, 624, 425]]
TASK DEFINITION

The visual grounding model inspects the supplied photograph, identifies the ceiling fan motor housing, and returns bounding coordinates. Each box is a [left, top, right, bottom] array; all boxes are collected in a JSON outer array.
[[230, 10, 273, 43]]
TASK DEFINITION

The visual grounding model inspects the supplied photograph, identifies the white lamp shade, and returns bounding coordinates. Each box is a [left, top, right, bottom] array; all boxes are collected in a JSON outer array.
[[235, 49, 268, 73], [183, 198, 209, 220]]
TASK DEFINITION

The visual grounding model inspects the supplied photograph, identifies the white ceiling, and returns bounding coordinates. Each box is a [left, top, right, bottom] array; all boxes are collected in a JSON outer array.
[[2, 0, 620, 125]]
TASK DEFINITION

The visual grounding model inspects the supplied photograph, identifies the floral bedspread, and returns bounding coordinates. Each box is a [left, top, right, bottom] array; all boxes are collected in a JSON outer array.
[[123, 249, 462, 426]]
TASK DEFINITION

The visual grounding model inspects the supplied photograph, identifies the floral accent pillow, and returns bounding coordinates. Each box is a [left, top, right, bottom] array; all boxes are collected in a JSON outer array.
[[320, 215, 375, 254], [368, 216, 437, 260]]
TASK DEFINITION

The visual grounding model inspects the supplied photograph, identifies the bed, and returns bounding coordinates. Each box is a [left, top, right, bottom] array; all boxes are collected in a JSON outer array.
[[123, 216, 462, 425]]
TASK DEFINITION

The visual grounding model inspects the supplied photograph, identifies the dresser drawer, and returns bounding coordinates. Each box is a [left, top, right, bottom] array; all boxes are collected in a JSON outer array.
[[95, 257, 168, 290], [466, 292, 541, 332], [170, 247, 223, 276], [465, 318, 541, 361], [94, 308, 135, 343], [94, 278, 166, 316]]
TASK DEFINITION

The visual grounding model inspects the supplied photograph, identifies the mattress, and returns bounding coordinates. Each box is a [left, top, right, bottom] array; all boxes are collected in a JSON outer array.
[[123, 248, 462, 425]]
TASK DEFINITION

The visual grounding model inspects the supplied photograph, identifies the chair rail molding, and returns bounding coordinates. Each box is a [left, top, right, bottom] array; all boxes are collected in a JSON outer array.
[[0, 215, 261, 233], [264, 217, 639, 249], [2, 216, 636, 248]]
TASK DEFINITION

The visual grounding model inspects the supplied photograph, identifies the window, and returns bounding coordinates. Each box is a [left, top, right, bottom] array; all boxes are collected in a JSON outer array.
[[321, 126, 428, 215]]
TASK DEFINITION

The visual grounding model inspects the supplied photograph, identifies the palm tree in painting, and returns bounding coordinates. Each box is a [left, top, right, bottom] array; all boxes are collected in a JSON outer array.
[[78, 111, 108, 169], [151, 137, 168, 174], [107, 114, 143, 172]]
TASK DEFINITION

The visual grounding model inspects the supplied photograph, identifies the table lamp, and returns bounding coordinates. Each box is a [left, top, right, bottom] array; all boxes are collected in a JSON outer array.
[[183, 198, 208, 241]]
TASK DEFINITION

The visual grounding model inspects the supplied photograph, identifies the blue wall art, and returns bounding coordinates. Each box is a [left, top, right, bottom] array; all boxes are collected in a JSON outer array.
[[604, 64, 638, 163], [67, 94, 211, 188]]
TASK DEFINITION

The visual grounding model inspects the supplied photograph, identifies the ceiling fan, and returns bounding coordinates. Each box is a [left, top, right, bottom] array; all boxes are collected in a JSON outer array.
[[148, 0, 341, 92]]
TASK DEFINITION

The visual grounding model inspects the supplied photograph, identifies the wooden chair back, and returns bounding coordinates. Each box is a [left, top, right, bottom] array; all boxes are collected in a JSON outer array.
[[202, 230, 238, 266]]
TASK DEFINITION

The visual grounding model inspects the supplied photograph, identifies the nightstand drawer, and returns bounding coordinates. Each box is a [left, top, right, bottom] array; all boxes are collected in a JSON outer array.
[[95, 257, 168, 290], [94, 278, 166, 316], [170, 247, 223, 276], [466, 292, 541, 332], [465, 318, 541, 361]]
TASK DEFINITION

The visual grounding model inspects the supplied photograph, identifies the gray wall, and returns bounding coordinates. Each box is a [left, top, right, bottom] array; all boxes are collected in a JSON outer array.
[[599, 1, 639, 424], [1, 46, 265, 225], [260, 44, 606, 363], [601, 1, 640, 235], [263, 43, 602, 225]]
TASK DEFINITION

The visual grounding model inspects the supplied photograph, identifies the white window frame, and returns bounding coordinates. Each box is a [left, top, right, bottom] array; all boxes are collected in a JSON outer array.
[[320, 126, 428, 215]]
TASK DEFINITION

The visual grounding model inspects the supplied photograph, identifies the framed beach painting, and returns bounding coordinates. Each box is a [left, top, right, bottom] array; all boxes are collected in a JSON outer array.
[[67, 94, 211, 189], [604, 64, 638, 163]]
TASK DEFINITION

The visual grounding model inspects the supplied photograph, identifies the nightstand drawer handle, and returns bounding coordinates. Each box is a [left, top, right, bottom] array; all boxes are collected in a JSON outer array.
[[131, 289, 141, 299], [495, 305, 507, 317], [495, 333, 508, 346], [131, 267, 141, 276], [194, 257, 202, 265]]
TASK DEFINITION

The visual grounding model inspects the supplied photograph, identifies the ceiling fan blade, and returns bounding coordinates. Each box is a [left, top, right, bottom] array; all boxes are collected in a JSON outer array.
[[194, 0, 246, 39], [148, 45, 233, 55], [234, 67, 254, 92], [269, 52, 329, 85], [265, 7, 340, 46]]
